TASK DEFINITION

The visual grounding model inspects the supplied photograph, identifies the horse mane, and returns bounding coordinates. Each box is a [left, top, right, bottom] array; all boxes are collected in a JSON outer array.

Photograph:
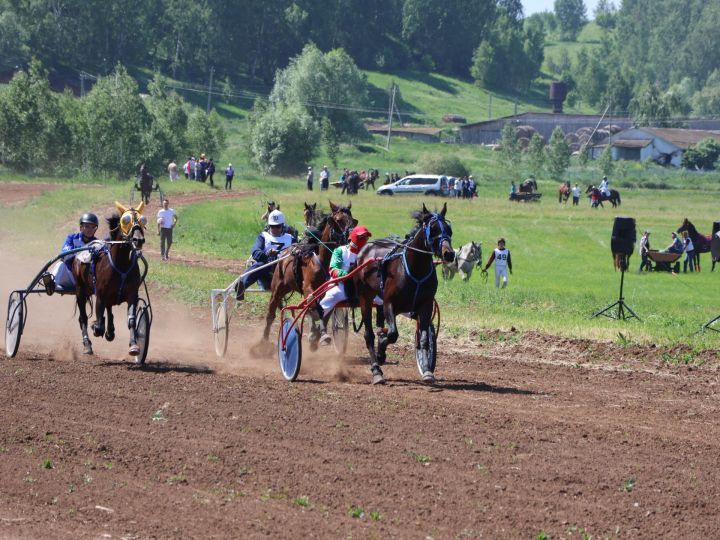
[[106, 213, 121, 241]]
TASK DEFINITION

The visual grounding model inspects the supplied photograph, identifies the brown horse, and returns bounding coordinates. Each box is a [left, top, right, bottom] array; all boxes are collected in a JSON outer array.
[[354, 203, 454, 385], [558, 181, 571, 203], [73, 202, 147, 356], [677, 218, 713, 271], [260, 201, 357, 348]]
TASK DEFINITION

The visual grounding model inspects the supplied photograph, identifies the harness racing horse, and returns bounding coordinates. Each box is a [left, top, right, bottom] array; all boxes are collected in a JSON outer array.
[[586, 185, 621, 208], [260, 202, 357, 349], [677, 218, 713, 271], [442, 241, 482, 281], [355, 203, 455, 385], [73, 202, 147, 356], [558, 181, 571, 203], [303, 202, 327, 228]]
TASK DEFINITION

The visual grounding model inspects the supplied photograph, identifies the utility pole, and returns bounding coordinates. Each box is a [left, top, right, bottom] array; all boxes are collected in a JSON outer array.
[[386, 84, 396, 150], [488, 94, 492, 119], [206, 66, 215, 114]]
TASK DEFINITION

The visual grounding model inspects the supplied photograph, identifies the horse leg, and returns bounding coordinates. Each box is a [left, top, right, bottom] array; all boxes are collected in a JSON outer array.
[[308, 306, 321, 352], [263, 289, 283, 342], [92, 298, 105, 338], [105, 307, 115, 342], [360, 298, 384, 385], [127, 301, 140, 356], [384, 303, 399, 345], [77, 296, 93, 355], [416, 304, 435, 383]]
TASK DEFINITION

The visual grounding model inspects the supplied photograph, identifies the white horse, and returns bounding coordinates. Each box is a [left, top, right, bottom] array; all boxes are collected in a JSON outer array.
[[442, 241, 482, 281]]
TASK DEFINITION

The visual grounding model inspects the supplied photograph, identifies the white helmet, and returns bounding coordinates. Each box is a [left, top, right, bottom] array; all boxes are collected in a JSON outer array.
[[267, 210, 285, 226]]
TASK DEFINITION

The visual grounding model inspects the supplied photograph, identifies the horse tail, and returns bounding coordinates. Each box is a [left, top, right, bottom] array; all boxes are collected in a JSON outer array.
[[616, 190, 621, 206]]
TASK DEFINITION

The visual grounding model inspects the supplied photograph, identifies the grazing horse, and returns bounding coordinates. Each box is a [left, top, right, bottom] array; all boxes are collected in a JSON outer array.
[[73, 202, 147, 356], [442, 241, 482, 281], [354, 203, 455, 385], [586, 185, 621, 207], [677, 218, 713, 271], [260, 201, 357, 347], [558, 181, 571, 203]]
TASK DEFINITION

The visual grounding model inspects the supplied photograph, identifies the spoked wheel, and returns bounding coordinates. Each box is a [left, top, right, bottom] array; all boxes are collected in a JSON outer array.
[[134, 305, 151, 365], [213, 299, 229, 358], [278, 317, 302, 381], [331, 307, 349, 355], [415, 324, 437, 381], [5, 292, 24, 358]]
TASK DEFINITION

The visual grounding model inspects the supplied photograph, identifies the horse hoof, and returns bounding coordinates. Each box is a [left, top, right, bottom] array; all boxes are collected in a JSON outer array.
[[128, 345, 140, 356], [92, 325, 104, 338], [372, 373, 386, 385], [422, 371, 436, 384], [105, 331, 115, 342], [83, 342, 93, 355]]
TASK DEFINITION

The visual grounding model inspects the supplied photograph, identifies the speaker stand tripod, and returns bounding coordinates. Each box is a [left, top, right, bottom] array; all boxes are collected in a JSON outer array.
[[701, 314, 720, 333], [592, 263, 640, 321]]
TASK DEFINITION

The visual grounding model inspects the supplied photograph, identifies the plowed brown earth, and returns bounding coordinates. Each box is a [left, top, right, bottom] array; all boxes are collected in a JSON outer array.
[[3, 183, 720, 538]]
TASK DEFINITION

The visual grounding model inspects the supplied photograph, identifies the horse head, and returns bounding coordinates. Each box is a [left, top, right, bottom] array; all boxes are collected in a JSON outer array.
[[303, 202, 318, 227], [114, 201, 147, 251], [328, 200, 357, 242], [677, 218, 693, 236], [418, 203, 454, 263]]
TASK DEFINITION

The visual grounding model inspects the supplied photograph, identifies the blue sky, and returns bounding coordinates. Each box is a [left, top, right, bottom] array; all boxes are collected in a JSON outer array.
[[523, 0, 601, 17]]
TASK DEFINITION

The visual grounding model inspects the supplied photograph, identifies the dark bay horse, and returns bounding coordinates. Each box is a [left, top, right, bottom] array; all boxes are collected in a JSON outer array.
[[73, 202, 147, 356], [260, 201, 357, 347], [586, 185, 621, 207], [558, 181, 570, 203], [677, 218, 714, 271], [519, 178, 537, 193], [354, 203, 455, 385]]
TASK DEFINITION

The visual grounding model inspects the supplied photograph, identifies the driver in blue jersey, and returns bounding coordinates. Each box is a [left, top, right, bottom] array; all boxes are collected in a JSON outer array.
[[43, 212, 99, 295], [235, 210, 296, 301]]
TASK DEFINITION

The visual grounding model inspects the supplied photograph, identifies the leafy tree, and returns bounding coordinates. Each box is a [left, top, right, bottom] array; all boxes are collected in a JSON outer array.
[[270, 44, 368, 140], [321, 118, 339, 169], [499, 123, 519, 172], [554, 0, 587, 41], [545, 126, 570, 181], [598, 145, 614, 176], [248, 101, 319, 175], [690, 70, 720, 117], [593, 0, 616, 29], [0, 59, 69, 172], [681, 139, 720, 170], [415, 153, 469, 177], [574, 49, 607, 107], [143, 75, 190, 172], [526, 133, 545, 178], [0, 7, 30, 71], [629, 83, 686, 127]]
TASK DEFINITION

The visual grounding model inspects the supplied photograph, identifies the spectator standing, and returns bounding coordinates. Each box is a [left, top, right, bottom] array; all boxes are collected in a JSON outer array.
[[168, 160, 179, 182], [571, 183, 581, 206], [320, 165, 329, 191], [225, 163, 235, 190], [189, 157, 196, 180], [510, 180, 516, 196], [483, 238, 512, 288], [207, 159, 216, 187], [157, 198, 178, 261], [638, 231, 651, 272], [194, 158, 203, 182], [183, 158, 191, 179], [468, 176, 476, 198], [682, 231, 695, 273], [306, 166, 314, 191]]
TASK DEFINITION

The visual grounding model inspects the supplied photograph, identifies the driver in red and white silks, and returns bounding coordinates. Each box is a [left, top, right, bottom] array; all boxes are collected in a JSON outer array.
[[483, 237, 512, 288], [319, 226, 380, 344]]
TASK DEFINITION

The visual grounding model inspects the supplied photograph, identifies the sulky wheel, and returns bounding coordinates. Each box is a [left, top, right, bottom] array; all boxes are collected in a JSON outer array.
[[331, 307, 349, 355], [278, 317, 302, 381], [5, 292, 24, 358], [134, 306, 151, 365], [415, 323, 437, 382], [213, 299, 229, 358]]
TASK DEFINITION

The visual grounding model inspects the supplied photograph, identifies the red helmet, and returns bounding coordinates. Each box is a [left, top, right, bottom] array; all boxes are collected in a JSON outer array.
[[350, 225, 372, 246]]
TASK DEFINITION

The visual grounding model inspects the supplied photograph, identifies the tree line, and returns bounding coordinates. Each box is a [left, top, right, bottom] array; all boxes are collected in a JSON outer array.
[[0, 60, 225, 176]]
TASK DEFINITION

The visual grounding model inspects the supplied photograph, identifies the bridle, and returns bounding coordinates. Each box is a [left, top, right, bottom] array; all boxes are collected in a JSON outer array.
[[422, 213, 452, 258]]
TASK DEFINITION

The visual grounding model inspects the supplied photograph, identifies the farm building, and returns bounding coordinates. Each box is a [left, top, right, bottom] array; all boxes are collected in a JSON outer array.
[[588, 127, 720, 166], [364, 124, 442, 143]]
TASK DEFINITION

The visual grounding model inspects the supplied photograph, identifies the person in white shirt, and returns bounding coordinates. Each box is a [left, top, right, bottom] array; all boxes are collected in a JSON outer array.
[[157, 198, 178, 261], [571, 183, 581, 206], [483, 238, 513, 288], [682, 231, 695, 273], [168, 160, 179, 182], [638, 231, 651, 272], [599, 176, 610, 197]]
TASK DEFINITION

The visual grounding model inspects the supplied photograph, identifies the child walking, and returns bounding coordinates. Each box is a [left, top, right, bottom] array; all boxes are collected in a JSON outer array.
[[483, 237, 512, 288]]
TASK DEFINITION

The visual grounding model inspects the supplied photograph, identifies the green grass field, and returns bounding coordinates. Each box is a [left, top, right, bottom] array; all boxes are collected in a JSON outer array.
[[2, 144, 719, 351]]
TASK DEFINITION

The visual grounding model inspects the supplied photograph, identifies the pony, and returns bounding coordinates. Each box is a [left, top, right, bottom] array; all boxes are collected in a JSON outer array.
[[586, 185, 621, 208], [354, 203, 455, 385], [73, 202, 147, 357], [442, 241, 482, 281], [260, 201, 357, 348], [676, 218, 714, 271], [558, 181, 571, 203]]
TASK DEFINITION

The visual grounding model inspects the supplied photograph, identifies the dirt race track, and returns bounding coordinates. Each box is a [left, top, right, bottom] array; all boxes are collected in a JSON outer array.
[[3, 186, 720, 538]]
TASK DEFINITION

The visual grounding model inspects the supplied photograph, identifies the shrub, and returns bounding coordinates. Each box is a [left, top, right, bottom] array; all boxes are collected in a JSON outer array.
[[682, 138, 720, 170], [414, 153, 469, 177]]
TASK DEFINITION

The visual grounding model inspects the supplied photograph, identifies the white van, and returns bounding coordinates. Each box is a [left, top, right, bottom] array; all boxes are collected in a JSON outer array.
[[376, 174, 450, 196]]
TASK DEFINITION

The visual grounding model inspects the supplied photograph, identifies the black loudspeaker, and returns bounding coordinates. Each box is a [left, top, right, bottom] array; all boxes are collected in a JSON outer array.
[[712, 221, 720, 259], [611, 217, 636, 256]]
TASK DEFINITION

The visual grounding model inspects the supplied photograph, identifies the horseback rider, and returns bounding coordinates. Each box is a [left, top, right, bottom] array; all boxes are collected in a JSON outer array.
[[235, 210, 296, 301], [42, 212, 99, 295], [599, 176, 610, 197], [317, 225, 373, 345]]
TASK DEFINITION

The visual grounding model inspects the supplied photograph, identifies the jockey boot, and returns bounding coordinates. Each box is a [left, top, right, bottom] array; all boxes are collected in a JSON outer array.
[[42, 273, 55, 296], [234, 281, 245, 302]]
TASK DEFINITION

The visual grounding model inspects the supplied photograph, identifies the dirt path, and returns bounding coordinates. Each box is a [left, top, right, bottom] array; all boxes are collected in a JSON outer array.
[[3, 182, 720, 538]]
